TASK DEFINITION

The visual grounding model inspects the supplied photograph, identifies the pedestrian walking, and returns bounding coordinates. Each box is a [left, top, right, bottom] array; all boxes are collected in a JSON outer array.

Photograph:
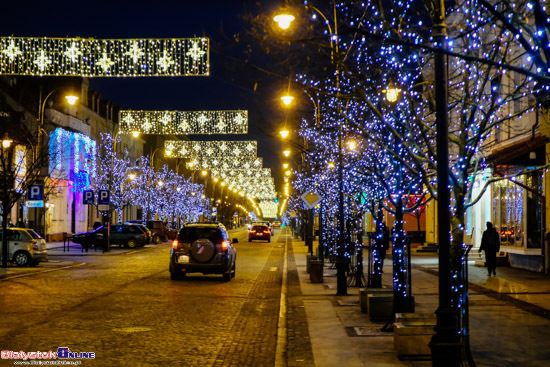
[[479, 221, 500, 276]]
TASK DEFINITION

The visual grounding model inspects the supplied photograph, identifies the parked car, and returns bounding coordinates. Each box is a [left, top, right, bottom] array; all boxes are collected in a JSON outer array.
[[127, 223, 152, 244], [0, 228, 48, 266], [248, 224, 271, 243], [170, 223, 237, 281], [126, 220, 173, 243], [71, 224, 148, 249]]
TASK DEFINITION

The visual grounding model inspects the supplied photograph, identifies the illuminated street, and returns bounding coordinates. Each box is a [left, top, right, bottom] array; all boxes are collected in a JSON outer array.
[[0, 229, 288, 366]]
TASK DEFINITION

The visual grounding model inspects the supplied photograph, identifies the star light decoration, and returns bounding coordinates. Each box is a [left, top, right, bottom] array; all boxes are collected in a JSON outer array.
[[165, 140, 257, 157], [186, 157, 263, 170], [120, 110, 248, 135], [259, 201, 278, 218], [0, 36, 209, 76]]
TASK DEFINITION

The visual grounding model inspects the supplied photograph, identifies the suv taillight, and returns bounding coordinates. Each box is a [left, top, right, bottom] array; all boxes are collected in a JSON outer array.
[[172, 240, 179, 250]]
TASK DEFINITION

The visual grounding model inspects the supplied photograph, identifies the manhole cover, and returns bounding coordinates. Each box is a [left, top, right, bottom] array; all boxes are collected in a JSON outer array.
[[112, 327, 152, 333]]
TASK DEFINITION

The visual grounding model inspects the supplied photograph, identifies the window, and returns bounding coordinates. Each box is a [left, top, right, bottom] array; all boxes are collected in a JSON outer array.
[[179, 227, 221, 243], [492, 178, 524, 247]]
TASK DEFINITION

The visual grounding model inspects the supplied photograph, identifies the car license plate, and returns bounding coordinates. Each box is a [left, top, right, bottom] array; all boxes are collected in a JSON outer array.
[[177, 255, 189, 264]]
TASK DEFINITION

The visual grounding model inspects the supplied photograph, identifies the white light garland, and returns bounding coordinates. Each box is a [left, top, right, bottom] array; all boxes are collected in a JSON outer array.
[[0, 36, 209, 77], [187, 156, 262, 170], [120, 110, 248, 134], [165, 140, 257, 157]]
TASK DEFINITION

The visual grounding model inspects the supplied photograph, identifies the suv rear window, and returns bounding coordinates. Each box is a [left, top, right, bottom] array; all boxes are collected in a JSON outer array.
[[179, 227, 221, 243], [252, 225, 267, 231]]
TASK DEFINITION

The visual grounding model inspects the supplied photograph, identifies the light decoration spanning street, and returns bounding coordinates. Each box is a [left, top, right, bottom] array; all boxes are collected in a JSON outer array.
[[211, 168, 272, 180], [259, 201, 278, 218], [187, 156, 262, 170], [120, 110, 248, 135], [165, 140, 256, 157], [0, 36, 209, 77], [225, 176, 277, 200]]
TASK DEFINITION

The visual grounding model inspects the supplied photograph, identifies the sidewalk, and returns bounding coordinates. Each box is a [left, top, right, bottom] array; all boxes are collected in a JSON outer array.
[[288, 235, 550, 367]]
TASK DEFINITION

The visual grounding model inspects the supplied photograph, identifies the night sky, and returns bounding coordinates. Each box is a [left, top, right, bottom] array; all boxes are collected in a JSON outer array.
[[0, 0, 286, 189]]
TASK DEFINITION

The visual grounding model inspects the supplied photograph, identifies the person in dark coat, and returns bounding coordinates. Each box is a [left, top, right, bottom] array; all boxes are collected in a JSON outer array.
[[479, 222, 500, 276]]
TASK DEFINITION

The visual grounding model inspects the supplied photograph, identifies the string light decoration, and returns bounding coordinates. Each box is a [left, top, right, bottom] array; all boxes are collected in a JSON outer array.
[[165, 140, 257, 157], [211, 168, 272, 180], [119, 110, 248, 135], [187, 156, 262, 170], [259, 201, 278, 218], [0, 36, 209, 77], [49, 127, 97, 180]]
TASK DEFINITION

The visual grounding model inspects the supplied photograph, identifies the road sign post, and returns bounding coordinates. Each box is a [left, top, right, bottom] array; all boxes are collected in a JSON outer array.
[[301, 191, 321, 255], [98, 190, 111, 252]]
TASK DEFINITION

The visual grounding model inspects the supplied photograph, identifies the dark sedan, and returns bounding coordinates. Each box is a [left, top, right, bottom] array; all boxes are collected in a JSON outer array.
[[71, 224, 148, 249]]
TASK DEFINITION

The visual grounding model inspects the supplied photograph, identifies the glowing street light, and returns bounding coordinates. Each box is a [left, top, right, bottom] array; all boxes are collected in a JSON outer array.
[[131, 131, 140, 138], [279, 128, 290, 139], [327, 162, 335, 169], [285, 170, 292, 176], [201, 170, 208, 176], [281, 95, 294, 106], [383, 83, 401, 103], [65, 95, 79, 105], [282, 149, 291, 157], [346, 139, 357, 151], [282, 163, 289, 169], [1, 133, 12, 149], [157, 180, 164, 187], [274, 13, 295, 30], [128, 172, 136, 181]]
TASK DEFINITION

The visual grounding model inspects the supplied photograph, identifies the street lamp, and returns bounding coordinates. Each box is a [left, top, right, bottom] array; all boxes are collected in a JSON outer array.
[[273, 13, 295, 30], [281, 95, 294, 106], [282, 149, 291, 157], [383, 83, 402, 103], [2, 133, 12, 149], [279, 128, 290, 139]]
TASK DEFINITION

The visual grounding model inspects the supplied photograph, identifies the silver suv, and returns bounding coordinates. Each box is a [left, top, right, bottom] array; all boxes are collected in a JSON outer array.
[[0, 228, 48, 266]]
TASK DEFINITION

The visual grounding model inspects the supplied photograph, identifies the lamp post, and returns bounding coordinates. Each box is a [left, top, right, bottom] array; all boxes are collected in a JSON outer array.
[[428, 1, 465, 365], [274, 0, 346, 294], [1, 133, 13, 268]]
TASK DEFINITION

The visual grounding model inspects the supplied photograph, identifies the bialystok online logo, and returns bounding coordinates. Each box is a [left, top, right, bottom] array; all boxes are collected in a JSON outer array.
[[1, 347, 95, 360]]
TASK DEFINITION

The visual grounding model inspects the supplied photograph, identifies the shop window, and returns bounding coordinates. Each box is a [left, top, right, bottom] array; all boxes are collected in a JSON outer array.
[[492, 178, 524, 247]]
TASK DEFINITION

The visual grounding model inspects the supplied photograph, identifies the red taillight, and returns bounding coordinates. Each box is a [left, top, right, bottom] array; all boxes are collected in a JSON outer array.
[[250, 230, 256, 233], [172, 240, 179, 249], [264, 230, 270, 234], [221, 240, 229, 251]]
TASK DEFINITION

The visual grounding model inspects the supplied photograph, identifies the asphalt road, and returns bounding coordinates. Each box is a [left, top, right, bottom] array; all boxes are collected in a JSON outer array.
[[0, 228, 285, 366]]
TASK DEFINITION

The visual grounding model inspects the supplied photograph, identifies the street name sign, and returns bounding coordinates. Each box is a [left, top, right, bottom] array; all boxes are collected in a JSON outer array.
[[26, 200, 44, 208]]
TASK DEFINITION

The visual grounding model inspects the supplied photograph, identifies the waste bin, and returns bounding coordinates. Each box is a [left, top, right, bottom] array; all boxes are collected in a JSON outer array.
[[306, 255, 318, 273], [309, 259, 323, 283]]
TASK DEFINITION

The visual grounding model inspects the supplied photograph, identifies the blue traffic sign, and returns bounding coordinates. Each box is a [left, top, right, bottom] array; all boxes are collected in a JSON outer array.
[[98, 190, 110, 205], [28, 184, 44, 200], [83, 190, 94, 205]]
